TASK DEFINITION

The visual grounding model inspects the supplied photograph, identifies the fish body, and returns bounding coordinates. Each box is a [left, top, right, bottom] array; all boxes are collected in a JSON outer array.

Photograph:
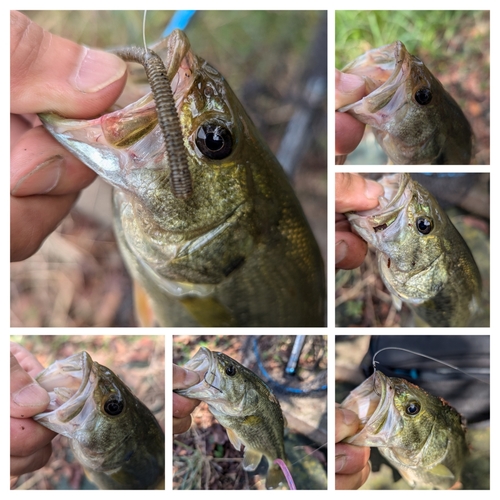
[[39, 29, 325, 327], [338, 41, 472, 164], [341, 371, 468, 489], [347, 173, 481, 327], [34, 352, 165, 490], [175, 347, 287, 489]]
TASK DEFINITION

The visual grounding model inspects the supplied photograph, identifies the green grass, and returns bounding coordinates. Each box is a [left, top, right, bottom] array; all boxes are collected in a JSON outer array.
[[336, 10, 489, 68]]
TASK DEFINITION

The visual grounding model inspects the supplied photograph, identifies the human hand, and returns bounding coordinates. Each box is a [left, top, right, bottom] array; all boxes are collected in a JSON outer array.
[[335, 404, 370, 490], [10, 11, 127, 261], [10, 342, 57, 488], [173, 365, 201, 435], [336, 173, 383, 269], [335, 69, 366, 164]]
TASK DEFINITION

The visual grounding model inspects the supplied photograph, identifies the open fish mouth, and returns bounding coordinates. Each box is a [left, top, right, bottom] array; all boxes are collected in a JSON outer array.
[[338, 41, 409, 116], [176, 347, 223, 396], [347, 173, 410, 235], [341, 371, 401, 447], [38, 30, 197, 193], [34, 352, 98, 434]]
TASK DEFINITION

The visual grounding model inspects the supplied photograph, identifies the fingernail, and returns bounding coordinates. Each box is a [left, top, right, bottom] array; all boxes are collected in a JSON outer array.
[[183, 368, 200, 387], [335, 454, 347, 473], [364, 179, 384, 200], [11, 155, 64, 196], [341, 408, 357, 426], [73, 48, 127, 93], [336, 240, 348, 264], [13, 383, 49, 407]]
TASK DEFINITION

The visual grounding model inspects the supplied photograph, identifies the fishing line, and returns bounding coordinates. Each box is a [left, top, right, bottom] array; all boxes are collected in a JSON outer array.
[[372, 347, 490, 385]]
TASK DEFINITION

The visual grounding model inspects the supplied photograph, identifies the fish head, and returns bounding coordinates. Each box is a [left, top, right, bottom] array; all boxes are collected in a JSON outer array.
[[175, 347, 270, 416], [39, 29, 273, 286], [347, 173, 451, 301], [341, 371, 467, 488], [34, 352, 163, 473], [339, 41, 472, 164]]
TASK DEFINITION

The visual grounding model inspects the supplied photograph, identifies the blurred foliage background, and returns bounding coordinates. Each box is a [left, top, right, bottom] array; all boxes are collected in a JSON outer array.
[[11, 335, 165, 489], [335, 10, 490, 164], [11, 10, 326, 326]]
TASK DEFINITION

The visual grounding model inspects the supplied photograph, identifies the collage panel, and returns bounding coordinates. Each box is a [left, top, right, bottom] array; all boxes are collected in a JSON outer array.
[[335, 335, 490, 490], [335, 172, 489, 327], [335, 10, 489, 166], [10, 335, 165, 490], [10, 10, 326, 328], [173, 335, 327, 490]]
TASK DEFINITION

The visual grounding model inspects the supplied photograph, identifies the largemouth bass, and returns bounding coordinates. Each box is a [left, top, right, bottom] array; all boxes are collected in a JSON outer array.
[[340, 370, 468, 489], [337, 41, 472, 164], [346, 173, 481, 327], [39, 29, 325, 327], [34, 352, 165, 490], [175, 347, 287, 489]]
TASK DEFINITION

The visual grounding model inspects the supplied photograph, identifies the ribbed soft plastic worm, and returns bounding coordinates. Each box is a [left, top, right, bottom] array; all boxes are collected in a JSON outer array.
[[112, 47, 192, 199], [273, 458, 296, 490]]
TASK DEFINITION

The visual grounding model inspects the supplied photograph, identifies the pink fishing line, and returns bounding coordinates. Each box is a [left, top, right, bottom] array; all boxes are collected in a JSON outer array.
[[273, 458, 296, 490]]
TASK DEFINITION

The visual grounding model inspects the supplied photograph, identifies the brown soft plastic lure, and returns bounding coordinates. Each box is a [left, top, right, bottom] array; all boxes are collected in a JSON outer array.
[[113, 47, 192, 199]]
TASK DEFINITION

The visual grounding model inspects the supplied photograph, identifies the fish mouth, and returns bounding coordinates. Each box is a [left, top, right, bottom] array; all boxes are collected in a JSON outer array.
[[175, 347, 224, 396], [341, 371, 401, 447], [338, 41, 409, 118], [34, 352, 98, 435], [347, 173, 410, 234], [38, 30, 198, 192]]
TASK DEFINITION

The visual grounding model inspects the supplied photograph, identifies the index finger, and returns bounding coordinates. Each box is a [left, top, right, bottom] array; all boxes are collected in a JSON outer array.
[[335, 173, 384, 213]]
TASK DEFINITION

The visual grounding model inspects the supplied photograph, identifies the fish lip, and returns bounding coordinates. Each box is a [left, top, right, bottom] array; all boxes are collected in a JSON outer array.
[[34, 352, 97, 431]]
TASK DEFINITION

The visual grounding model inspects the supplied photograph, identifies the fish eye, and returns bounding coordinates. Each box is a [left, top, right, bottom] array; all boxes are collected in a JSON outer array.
[[416, 216, 433, 235], [103, 395, 124, 416], [414, 88, 432, 105], [225, 365, 237, 377], [406, 402, 421, 416], [195, 122, 233, 160]]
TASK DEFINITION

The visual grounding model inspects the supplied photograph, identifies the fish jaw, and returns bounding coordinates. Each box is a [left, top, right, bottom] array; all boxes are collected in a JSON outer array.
[[34, 352, 98, 437], [174, 347, 227, 403], [338, 41, 409, 127], [341, 371, 403, 447], [38, 31, 196, 198], [346, 173, 411, 250]]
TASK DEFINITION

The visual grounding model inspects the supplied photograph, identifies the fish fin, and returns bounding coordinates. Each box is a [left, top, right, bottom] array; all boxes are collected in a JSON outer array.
[[391, 294, 402, 311], [242, 449, 263, 471], [133, 280, 157, 327], [265, 461, 287, 490], [180, 296, 237, 326], [226, 428, 244, 451], [428, 464, 455, 480]]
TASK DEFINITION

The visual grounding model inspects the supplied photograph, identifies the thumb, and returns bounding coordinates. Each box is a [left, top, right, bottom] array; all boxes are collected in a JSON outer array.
[[10, 11, 127, 117], [173, 364, 200, 390], [10, 352, 50, 418]]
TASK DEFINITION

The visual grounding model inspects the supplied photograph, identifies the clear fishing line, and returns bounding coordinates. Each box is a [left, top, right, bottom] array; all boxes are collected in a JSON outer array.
[[372, 347, 490, 385]]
